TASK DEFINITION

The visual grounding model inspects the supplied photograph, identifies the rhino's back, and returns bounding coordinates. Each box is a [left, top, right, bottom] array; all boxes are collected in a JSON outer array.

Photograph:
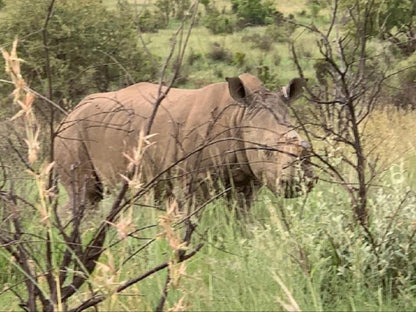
[[55, 81, 235, 186]]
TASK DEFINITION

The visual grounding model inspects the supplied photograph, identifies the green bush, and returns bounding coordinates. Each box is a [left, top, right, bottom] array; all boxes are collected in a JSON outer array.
[[256, 65, 279, 88], [203, 8, 235, 34], [137, 8, 166, 33], [232, 51, 246, 67], [0, 0, 157, 111], [187, 48, 203, 66], [231, 0, 276, 28], [206, 42, 233, 62]]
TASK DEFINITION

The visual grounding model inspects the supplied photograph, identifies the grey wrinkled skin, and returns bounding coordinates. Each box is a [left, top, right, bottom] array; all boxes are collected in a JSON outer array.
[[54, 73, 316, 210]]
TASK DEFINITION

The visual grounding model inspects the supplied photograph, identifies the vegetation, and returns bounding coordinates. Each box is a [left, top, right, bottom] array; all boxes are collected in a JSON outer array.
[[1, 0, 416, 311], [231, 0, 277, 27], [0, 0, 157, 113]]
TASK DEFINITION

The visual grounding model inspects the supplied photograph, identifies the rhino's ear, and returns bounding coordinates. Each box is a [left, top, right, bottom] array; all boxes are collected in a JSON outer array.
[[226, 77, 248, 104], [282, 78, 307, 102]]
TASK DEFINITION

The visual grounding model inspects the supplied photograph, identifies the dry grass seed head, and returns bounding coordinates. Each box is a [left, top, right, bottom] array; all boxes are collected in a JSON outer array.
[[2, 39, 40, 164]]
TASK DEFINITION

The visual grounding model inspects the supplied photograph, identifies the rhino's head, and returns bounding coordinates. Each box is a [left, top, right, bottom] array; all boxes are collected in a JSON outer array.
[[227, 73, 316, 198]]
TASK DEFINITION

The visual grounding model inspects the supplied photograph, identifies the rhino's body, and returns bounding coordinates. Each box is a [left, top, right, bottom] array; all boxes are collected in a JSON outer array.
[[55, 73, 315, 209]]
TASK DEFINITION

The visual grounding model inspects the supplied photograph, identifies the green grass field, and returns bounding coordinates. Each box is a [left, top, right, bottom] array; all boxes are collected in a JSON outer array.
[[1, 0, 416, 311]]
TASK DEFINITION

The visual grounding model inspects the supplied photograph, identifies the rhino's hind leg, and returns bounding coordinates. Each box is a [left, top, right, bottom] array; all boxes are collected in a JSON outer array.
[[57, 160, 104, 221], [226, 181, 260, 217], [85, 169, 104, 206]]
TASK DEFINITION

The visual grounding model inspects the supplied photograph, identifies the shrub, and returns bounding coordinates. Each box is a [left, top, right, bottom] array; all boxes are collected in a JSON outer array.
[[256, 65, 279, 88], [206, 42, 233, 62], [233, 51, 246, 67], [137, 8, 166, 33], [231, 0, 276, 28], [187, 48, 203, 66], [202, 4, 235, 34], [0, 0, 157, 111]]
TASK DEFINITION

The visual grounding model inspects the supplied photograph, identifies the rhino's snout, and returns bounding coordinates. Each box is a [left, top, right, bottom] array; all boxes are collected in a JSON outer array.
[[279, 174, 316, 198], [278, 152, 316, 198]]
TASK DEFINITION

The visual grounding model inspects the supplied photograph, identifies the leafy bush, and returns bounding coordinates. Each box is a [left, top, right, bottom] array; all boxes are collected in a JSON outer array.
[[203, 7, 235, 34], [231, 0, 276, 28], [232, 51, 246, 67], [137, 8, 166, 33], [0, 0, 157, 111], [206, 42, 233, 62], [187, 48, 203, 66], [256, 65, 279, 88]]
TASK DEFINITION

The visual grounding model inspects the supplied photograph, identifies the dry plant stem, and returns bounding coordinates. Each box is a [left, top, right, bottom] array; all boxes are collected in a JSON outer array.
[[1, 40, 51, 311], [42, 2, 64, 304]]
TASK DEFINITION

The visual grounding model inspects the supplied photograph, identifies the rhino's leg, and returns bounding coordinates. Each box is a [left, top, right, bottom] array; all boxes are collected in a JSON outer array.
[[58, 158, 103, 217], [226, 180, 260, 215]]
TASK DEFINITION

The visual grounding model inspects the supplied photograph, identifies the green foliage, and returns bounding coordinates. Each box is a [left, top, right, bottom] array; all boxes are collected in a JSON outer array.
[[155, 0, 191, 25], [206, 42, 233, 62], [203, 7, 235, 34], [0, 0, 157, 110], [155, 0, 172, 26], [187, 48, 203, 66], [232, 51, 246, 67], [340, 0, 416, 54], [306, 0, 328, 19], [2, 158, 416, 310], [2, 0, 416, 309], [137, 8, 166, 33], [375, 0, 415, 35], [173, 0, 191, 20], [231, 0, 277, 28], [256, 65, 279, 88]]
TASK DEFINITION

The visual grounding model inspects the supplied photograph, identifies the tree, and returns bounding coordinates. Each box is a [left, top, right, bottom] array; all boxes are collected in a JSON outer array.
[[0, 0, 157, 112]]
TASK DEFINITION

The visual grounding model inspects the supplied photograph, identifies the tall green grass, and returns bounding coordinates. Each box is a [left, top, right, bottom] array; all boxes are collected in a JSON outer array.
[[3, 153, 414, 310], [50, 158, 414, 311]]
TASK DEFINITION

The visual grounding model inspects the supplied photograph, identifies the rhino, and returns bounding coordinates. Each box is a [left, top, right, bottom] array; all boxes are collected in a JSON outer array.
[[54, 73, 315, 211]]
